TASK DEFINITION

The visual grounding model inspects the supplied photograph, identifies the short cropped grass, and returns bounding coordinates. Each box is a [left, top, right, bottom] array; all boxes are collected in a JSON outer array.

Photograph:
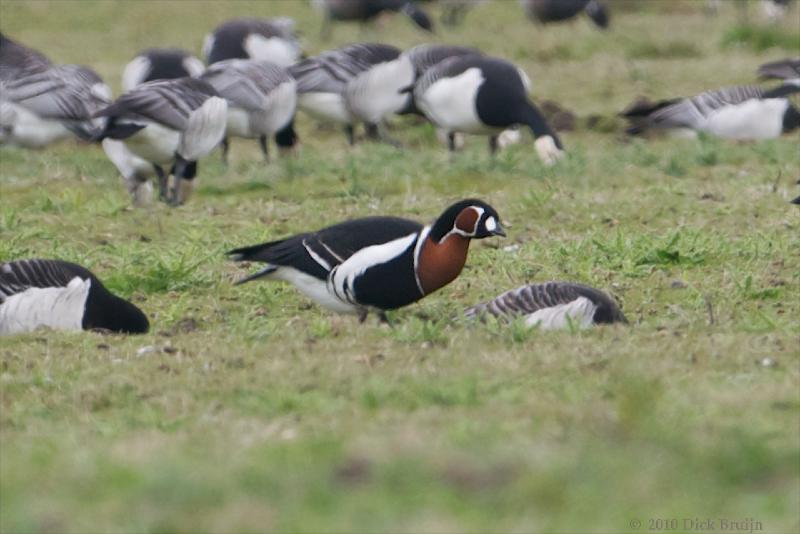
[[1, 1, 799, 532]]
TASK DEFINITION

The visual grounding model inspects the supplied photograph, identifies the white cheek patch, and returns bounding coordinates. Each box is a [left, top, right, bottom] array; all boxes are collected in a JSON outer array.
[[485, 216, 497, 233]]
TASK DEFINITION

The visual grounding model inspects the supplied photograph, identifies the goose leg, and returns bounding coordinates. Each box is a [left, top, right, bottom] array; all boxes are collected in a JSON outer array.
[[220, 136, 229, 166], [259, 135, 269, 162], [374, 122, 403, 148], [170, 156, 193, 206], [448, 132, 457, 163], [345, 124, 355, 146], [155, 165, 168, 202], [488, 135, 499, 156], [358, 308, 368, 323]]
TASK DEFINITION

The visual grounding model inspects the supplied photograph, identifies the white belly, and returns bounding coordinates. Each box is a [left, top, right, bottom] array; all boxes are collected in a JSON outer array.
[[0, 277, 89, 335], [0, 102, 72, 148], [123, 121, 181, 164], [298, 92, 353, 124], [272, 267, 358, 314], [418, 68, 495, 134], [704, 99, 787, 140], [345, 56, 415, 124], [226, 107, 254, 138]]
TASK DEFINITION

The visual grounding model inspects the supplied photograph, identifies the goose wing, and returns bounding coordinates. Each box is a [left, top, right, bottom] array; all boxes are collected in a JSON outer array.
[[757, 57, 800, 81], [203, 60, 291, 110], [2, 65, 109, 120], [95, 78, 217, 130], [0, 259, 96, 303], [646, 85, 767, 128], [403, 44, 482, 77]]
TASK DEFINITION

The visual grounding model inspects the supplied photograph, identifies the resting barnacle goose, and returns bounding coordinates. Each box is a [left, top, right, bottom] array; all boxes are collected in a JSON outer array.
[[0, 259, 149, 335], [464, 281, 627, 330], [229, 199, 505, 322], [93, 77, 228, 206]]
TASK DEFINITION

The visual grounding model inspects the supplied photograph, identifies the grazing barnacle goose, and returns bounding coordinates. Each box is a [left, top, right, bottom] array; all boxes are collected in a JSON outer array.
[[0, 64, 111, 148], [522, 0, 610, 29], [229, 199, 505, 322], [621, 84, 800, 140], [291, 43, 414, 145], [0, 32, 51, 81], [464, 281, 627, 330], [0, 259, 149, 335], [200, 59, 297, 164], [315, 0, 434, 39], [122, 48, 205, 92], [757, 57, 800, 84], [203, 17, 302, 68], [104, 48, 206, 206], [412, 55, 564, 164], [93, 77, 227, 206]]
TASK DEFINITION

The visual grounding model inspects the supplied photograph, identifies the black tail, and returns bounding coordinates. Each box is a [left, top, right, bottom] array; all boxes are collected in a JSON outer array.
[[228, 238, 290, 262], [91, 119, 146, 142], [585, 0, 610, 29]]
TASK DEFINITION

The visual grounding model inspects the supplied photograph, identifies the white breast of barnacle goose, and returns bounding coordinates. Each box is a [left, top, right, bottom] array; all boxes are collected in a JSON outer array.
[[0, 259, 149, 335], [464, 281, 627, 330]]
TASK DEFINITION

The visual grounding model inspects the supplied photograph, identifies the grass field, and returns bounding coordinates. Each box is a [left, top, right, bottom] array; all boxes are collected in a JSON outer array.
[[1, 1, 799, 532]]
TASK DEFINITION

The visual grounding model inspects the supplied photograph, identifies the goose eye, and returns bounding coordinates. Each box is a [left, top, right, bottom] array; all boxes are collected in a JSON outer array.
[[484, 216, 497, 232]]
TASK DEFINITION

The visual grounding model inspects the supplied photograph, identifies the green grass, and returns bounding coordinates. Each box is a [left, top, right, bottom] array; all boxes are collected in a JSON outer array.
[[2, 1, 800, 532]]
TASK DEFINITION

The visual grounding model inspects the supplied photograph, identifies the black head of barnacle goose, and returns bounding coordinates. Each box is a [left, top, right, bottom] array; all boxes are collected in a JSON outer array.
[[203, 17, 301, 68], [0, 64, 111, 148], [122, 48, 205, 92], [228, 199, 505, 322], [316, 0, 434, 39], [0, 32, 51, 81], [93, 77, 228, 206], [621, 84, 800, 140], [522, 0, 610, 29], [200, 59, 298, 165], [291, 43, 413, 146], [0, 259, 149, 335], [412, 55, 564, 164], [464, 281, 627, 330]]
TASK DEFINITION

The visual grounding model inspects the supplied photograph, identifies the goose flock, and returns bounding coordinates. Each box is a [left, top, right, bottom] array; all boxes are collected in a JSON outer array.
[[1, 1, 798, 336]]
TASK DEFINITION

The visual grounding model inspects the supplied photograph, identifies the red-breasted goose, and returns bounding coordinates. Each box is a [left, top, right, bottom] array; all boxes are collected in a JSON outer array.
[[229, 199, 505, 322]]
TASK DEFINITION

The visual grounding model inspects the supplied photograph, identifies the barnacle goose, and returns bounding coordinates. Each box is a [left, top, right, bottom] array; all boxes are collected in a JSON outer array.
[[200, 59, 297, 164], [93, 78, 227, 206], [757, 57, 800, 84], [291, 43, 414, 145], [412, 55, 564, 164], [0, 64, 111, 148], [522, 0, 610, 29], [203, 17, 301, 68], [465, 281, 626, 330], [621, 84, 800, 139], [0, 32, 51, 81], [103, 48, 206, 206], [315, 0, 434, 39], [122, 48, 205, 92], [229, 199, 505, 322], [1, 259, 149, 335]]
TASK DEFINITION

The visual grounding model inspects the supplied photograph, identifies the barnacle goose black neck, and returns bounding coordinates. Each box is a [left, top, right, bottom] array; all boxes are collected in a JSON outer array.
[[291, 43, 414, 145], [0, 64, 111, 148], [122, 48, 205, 92], [1, 259, 149, 335], [0, 32, 51, 81], [621, 84, 800, 139], [412, 55, 564, 164], [201, 59, 297, 164], [316, 0, 434, 39], [204, 17, 301, 68], [103, 48, 206, 206], [522, 0, 610, 28], [229, 199, 505, 322], [94, 77, 227, 206], [465, 282, 626, 330]]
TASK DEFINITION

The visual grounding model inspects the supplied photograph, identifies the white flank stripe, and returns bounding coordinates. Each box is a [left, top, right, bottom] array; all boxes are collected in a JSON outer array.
[[329, 232, 419, 305], [0, 277, 90, 335], [274, 268, 358, 314], [303, 239, 332, 271], [412, 225, 432, 294], [524, 297, 597, 331]]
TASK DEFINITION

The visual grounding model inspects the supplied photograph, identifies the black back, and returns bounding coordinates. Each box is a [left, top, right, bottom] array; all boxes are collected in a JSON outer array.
[[140, 48, 196, 83], [207, 18, 294, 64]]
